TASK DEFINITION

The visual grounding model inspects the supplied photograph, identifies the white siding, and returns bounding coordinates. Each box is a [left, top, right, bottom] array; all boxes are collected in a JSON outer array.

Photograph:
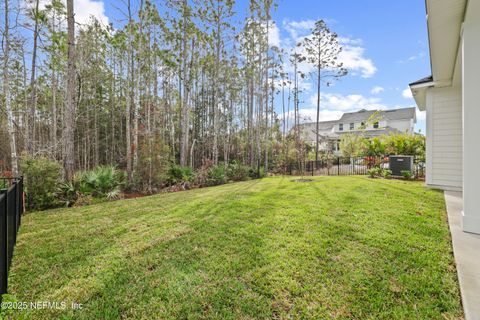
[[426, 87, 463, 190], [462, 1, 480, 234], [387, 119, 414, 133]]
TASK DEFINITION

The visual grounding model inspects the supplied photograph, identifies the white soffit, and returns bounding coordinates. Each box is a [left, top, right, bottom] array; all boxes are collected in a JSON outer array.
[[411, 85, 430, 111], [427, 0, 467, 82]]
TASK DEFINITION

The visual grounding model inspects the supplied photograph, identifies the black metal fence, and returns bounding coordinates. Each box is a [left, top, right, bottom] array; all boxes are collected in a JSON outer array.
[[287, 155, 425, 177], [0, 177, 24, 301]]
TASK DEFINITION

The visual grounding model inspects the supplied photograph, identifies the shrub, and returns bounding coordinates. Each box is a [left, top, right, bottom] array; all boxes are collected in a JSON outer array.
[[247, 165, 266, 179], [137, 138, 171, 190], [20, 156, 63, 210], [226, 161, 250, 181], [56, 181, 78, 207], [206, 165, 226, 186], [384, 133, 425, 160], [362, 137, 386, 157], [340, 133, 365, 157], [382, 169, 392, 179], [401, 170, 413, 180], [167, 165, 195, 186], [367, 167, 381, 178], [74, 166, 125, 198]]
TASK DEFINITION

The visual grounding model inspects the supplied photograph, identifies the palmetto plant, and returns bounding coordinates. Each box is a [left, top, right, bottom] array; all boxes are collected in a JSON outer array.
[[74, 166, 125, 199]]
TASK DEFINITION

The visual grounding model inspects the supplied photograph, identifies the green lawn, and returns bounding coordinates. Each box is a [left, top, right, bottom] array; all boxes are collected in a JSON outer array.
[[7, 176, 462, 319]]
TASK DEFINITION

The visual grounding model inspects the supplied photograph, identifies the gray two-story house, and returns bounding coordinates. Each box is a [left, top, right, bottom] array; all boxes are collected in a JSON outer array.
[[299, 107, 417, 155]]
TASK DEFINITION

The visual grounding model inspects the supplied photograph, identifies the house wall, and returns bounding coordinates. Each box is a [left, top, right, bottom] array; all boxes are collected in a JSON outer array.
[[425, 87, 462, 190], [387, 119, 414, 133], [462, 0, 480, 234], [335, 119, 413, 133]]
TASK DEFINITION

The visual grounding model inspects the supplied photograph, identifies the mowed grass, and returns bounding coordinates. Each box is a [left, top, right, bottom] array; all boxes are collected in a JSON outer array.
[[8, 176, 462, 319]]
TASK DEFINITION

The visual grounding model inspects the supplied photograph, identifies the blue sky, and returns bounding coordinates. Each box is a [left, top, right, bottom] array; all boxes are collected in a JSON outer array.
[[58, 0, 430, 132], [264, 0, 430, 133]]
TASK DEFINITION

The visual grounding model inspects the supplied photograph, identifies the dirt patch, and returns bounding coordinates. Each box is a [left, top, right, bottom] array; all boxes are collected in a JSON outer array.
[[291, 179, 314, 183]]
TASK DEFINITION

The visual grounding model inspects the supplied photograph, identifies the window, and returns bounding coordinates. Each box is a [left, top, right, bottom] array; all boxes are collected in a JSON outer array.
[[373, 122, 379, 129], [350, 123, 354, 130], [339, 123, 343, 131]]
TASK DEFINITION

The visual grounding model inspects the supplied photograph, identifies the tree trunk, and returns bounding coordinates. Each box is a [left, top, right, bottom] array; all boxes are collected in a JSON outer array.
[[28, 0, 40, 155], [179, 0, 189, 166], [63, 0, 76, 180], [3, 0, 19, 176], [52, 68, 57, 158], [126, 0, 133, 184], [315, 47, 321, 163], [264, 18, 269, 173]]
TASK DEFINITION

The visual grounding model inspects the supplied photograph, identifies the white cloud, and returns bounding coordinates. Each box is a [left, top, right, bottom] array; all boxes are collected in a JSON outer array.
[[309, 93, 386, 111], [402, 87, 413, 98], [338, 37, 363, 46], [268, 21, 280, 47], [371, 86, 384, 94], [338, 43, 377, 78], [397, 51, 426, 64], [279, 19, 377, 79], [282, 19, 315, 41], [33, 0, 109, 26], [75, 0, 109, 26]]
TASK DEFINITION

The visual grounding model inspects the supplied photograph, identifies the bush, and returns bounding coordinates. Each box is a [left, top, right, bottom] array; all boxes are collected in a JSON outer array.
[[384, 134, 425, 160], [226, 161, 250, 181], [382, 169, 392, 179], [367, 167, 381, 178], [137, 138, 171, 190], [74, 166, 125, 199], [358, 133, 426, 159], [368, 167, 393, 179], [247, 166, 265, 179], [20, 156, 63, 210], [167, 165, 195, 186], [206, 165, 226, 186], [401, 170, 413, 180], [56, 181, 78, 207]]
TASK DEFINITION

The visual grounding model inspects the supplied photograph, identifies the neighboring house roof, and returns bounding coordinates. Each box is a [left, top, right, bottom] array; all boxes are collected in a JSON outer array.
[[299, 121, 336, 141], [339, 107, 416, 123], [297, 107, 416, 141], [300, 120, 337, 132]]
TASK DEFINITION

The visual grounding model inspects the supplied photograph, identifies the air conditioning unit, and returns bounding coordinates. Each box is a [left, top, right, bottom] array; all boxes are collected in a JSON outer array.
[[389, 156, 413, 176]]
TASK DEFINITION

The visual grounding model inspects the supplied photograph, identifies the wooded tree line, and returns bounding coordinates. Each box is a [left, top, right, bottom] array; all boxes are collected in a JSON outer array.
[[1, 0, 345, 190]]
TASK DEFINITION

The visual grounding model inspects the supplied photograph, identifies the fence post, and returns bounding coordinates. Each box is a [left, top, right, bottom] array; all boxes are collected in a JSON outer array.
[[0, 178, 24, 301], [0, 190, 7, 300], [337, 158, 340, 175]]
